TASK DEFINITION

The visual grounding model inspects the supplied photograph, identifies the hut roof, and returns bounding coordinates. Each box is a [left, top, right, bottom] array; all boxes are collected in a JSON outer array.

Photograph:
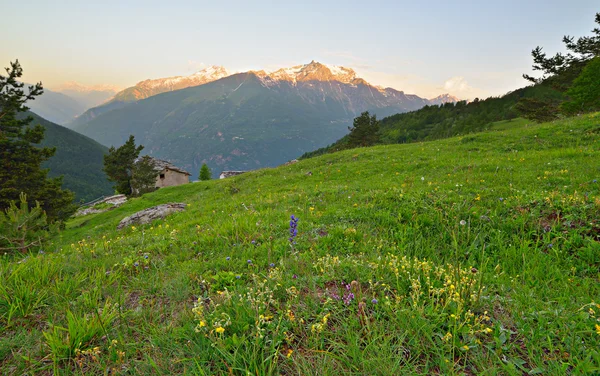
[[136, 157, 191, 176]]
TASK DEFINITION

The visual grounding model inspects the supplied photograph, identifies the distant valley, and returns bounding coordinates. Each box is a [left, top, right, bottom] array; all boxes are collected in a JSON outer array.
[[27, 82, 119, 125], [69, 61, 459, 177]]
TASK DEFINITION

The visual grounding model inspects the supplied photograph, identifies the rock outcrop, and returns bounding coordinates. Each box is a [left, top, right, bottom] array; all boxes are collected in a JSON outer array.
[[117, 203, 186, 229], [75, 194, 127, 216]]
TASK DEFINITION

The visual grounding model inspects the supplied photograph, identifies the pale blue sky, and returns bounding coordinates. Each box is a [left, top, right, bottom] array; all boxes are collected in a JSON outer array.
[[1, 0, 598, 98]]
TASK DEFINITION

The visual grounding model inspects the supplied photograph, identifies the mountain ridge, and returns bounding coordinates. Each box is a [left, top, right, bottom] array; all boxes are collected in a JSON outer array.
[[68, 66, 230, 127], [68, 61, 459, 127], [70, 65, 458, 178], [25, 112, 114, 201], [25, 85, 88, 125]]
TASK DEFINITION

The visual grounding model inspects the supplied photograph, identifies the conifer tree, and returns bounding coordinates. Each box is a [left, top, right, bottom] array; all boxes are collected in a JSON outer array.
[[0, 193, 57, 253], [561, 57, 600, 115], [103, 135, 144, 195], [130, 155, 158, 196], [347, 111, 380, 148], [199, 163, 211, 181], [518, 12, 600, 122], [0, 60, 76, 223], [523, 12, 600, 91]]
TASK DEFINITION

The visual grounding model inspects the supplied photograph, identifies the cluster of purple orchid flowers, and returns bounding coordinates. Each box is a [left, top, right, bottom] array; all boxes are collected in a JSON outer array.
[[289, 215, 299, 244]]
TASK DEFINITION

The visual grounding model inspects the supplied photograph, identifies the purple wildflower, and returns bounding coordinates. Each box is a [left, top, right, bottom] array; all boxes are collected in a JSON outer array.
[[371, 298, 378, 304], [343, 292, 355, 305], [289, 215, 299, 243], [269, 263, 275, 267], [226, 256, 231, 261]]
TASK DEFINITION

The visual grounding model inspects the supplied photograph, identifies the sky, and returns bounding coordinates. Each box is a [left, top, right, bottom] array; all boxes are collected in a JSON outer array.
[[1, 0, 598, 99]]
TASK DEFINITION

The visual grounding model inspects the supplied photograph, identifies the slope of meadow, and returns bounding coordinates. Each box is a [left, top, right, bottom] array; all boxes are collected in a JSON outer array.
[[1, 114, 599, 375]]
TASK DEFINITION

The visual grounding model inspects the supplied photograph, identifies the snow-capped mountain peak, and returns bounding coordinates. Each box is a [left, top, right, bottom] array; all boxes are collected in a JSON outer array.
[[139, 66, 229, 90], [429, 93, 462, 105], [191, 65, 229, 80], [265, 61, 358, 84]]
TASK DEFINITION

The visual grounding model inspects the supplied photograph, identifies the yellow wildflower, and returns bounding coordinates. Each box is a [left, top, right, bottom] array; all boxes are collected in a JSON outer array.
[[287, 310, 295, 322], [215, 326, 225, 334]]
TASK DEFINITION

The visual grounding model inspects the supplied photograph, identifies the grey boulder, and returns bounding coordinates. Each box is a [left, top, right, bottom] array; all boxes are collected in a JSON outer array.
[[117, 203, 186, 229]]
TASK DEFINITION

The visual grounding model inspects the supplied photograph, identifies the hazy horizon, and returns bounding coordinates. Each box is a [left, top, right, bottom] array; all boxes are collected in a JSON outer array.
[[2, 0, 598, 99]]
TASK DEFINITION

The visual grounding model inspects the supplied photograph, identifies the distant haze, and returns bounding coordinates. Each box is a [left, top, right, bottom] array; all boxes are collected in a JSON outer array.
[[2, 0, 598, 99]]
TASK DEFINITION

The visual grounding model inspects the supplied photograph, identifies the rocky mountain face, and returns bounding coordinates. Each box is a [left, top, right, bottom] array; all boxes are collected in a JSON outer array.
[[71, 61, 459, 176], [250, 61, 438, 118], [112, 65, 230, 102], [69, 66, 229, 127], [429, 93, 462, 106]]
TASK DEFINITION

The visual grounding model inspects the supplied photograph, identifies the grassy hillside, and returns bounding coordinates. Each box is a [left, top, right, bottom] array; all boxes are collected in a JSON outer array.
[[303, 83, 564, 159], [31, 112, 114, 202], [1, 113, 599, 374]]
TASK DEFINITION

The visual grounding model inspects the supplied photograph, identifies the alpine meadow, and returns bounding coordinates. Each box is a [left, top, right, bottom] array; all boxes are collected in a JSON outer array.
[[1, 3, 600, 376]]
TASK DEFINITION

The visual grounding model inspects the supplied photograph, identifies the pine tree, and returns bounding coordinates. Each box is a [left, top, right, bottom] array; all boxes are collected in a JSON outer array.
[[131, 156, 158, 196], [103, 135, 144, 195], [523, 12, 600, 91], [561, 57, 600, 115], [0, 193, 57, 253], [199, 163, 211, 181], [347, 111, 380, 148], [515, 98, 560, 123], [0, 60, 76, 223]]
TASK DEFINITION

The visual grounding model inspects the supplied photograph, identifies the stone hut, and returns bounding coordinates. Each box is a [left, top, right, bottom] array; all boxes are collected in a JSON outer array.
[[219, 171, 246, 179], [146, 157, 191, 188]]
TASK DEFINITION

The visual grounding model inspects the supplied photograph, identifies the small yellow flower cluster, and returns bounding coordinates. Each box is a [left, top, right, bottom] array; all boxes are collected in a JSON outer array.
[[313, 255, 340, 274], [311, 313, 331, 334], [74, 346, 102, 367]]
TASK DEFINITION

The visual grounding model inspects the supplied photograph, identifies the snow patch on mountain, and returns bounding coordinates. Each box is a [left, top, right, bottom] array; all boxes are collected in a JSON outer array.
[[264, 61, 358, 85], [141, 66, 229, 90]]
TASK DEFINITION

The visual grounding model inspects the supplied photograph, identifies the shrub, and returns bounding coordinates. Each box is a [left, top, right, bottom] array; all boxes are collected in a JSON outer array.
[[0, 193, 57, 253]]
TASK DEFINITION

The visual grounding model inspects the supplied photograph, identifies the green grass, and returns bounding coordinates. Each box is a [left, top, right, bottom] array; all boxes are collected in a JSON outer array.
[[1, 113, 600, 375]]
